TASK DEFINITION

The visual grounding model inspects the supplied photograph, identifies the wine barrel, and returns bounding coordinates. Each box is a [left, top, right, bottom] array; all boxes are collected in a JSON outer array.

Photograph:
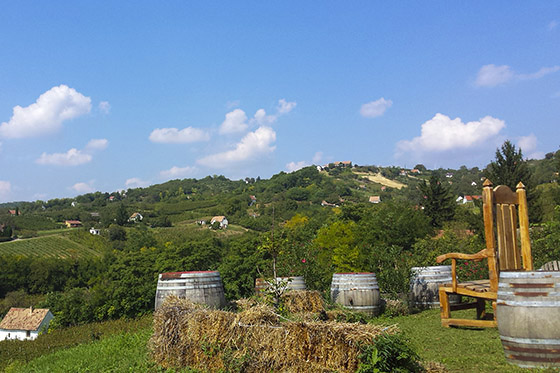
[[155, 271, 226, 310], [255, 276, 306, 295], [409, 265, 461, 309], [330, 272, 381, 316], [497, 271, 560, 368]]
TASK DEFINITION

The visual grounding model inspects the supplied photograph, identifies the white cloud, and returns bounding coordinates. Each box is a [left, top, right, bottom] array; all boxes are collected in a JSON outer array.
[[226, 100, 240, 109], [160, 165, 198, 179], [72, 182, 95, 194], [198, 126, 276, 168], [277, 99, 297, 114], [37, 148, 92, 166], [517, 134, 537, 153], [360, 98, 393, 118], [98, 101, 111, 114], [286, 161, 309, 172], [0, 85, 91, 138], [397, 113, 506, 153], [475, 64, 560, 87], [312, 151, 323, 164], [219, 99, 296, 135], [125, 178, 150, 188], [149, 127, 210, 143], [219, 109, 248, 134], [475, 65, 515, 87], [36, 138, 108, 166], [549, 20, 558, 31], [0, 181, 11, 201], [85, 138, 108, 151], [517, 66, 560, 80]]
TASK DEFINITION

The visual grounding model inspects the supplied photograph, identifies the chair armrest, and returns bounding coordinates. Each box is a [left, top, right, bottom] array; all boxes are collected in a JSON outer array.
[[436, 248, 490, 264]]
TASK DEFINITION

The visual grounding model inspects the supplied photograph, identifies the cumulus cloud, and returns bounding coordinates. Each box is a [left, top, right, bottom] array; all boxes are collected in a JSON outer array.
[[198, 126, 276, 168], [72, 181, 95, 194], [98, 101, 111, 114], [160, 165, 198, 179], [37, 148, 92, 166], [125, 178, 150, 188], [360, 98, 393, 118], [220, 99, 296, 134], [36, 138, 108, 166], [277, 99, 297, 114], [149, 127, 210, 143], [0, 180, 11, 201], [286, 161, 309, 172], [219, 109, 249, 134], [0, 85, 91, 138], [397, 113, 506, 153], [475, 64, 560, 87]]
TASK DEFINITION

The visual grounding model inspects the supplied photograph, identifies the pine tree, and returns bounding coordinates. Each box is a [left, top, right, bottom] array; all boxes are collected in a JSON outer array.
[[419, 175, 456, 228], [484, 140, 531, 190]]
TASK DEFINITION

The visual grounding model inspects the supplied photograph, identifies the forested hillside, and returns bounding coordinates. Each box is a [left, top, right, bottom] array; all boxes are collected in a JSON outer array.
[[1, 144, 560, 328]]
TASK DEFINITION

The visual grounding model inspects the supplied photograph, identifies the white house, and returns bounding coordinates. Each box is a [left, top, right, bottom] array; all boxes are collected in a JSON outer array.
[[89, 227, 100, 235], [0, 307, 54, 341], [210, 216, 228, 229], [128, 212, 143, 222]]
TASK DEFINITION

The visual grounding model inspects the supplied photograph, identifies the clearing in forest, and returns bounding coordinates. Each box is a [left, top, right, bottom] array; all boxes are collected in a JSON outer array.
[[353, 172, 407, 190]]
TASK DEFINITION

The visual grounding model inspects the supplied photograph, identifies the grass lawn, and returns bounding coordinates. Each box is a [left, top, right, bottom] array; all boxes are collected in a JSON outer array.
[[6, 308, 555, 372], [379, 308, 551, 372]]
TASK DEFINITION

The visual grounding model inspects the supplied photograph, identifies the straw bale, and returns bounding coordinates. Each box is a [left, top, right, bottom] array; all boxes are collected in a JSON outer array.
[[281, 290, 325, 314], [150, 295, 399, 372]]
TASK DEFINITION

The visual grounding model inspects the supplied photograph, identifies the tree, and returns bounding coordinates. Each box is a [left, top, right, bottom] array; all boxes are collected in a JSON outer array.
[[115, 203, 128, 226], [418, 175, 456, 228], [484, 140, 531, 190]]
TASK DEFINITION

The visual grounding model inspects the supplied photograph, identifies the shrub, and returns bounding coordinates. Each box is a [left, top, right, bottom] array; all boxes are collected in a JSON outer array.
[[358, 333, 424, 373]]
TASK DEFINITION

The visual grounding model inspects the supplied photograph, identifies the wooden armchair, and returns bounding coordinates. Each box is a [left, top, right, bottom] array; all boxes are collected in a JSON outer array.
[[436, 180, 533, 328]]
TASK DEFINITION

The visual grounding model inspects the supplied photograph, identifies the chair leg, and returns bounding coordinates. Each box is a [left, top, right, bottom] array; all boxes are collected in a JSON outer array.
[[492, 301, 497, 321], [476, 298, 486, 319], [439, 287, 450, 327]]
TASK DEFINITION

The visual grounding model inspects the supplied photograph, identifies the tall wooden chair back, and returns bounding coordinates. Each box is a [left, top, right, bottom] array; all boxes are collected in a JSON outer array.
[[482, 179, 533, 293]]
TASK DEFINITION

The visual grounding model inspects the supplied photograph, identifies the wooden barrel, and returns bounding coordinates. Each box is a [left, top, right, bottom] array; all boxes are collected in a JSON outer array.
[[409, 265, 461, 309], [497, 271, 560, 368], [155, 271, 226, 310], [330, 273, 381, 316], [255, 276, 307, 295]]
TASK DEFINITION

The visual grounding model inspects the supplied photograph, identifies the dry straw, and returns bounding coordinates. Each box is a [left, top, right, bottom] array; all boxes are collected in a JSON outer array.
[[150, 295, 398, 372]]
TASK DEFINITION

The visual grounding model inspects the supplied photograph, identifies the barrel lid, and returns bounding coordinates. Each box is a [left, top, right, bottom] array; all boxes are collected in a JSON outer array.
[[160, 270, 219, 280]]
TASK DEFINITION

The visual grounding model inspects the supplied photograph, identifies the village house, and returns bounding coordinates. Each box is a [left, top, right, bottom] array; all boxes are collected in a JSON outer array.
[[369, 196, 381, 203], [65, 220, 82, 228], [210, 216, 228, 229], [89, 227, 100, 235], [0, 307, 54, 341], [8, 209, 18, 216], [128, 212, 143, 222], [321, 200, 339, 208], [249, 195, 257, 206], [456, 195, 482, 204]]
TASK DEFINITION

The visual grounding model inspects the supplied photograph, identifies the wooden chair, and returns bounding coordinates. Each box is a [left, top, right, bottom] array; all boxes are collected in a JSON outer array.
[[436, 180, 533, 328]]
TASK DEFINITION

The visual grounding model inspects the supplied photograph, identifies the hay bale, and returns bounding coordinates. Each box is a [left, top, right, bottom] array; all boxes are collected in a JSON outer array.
[[281, 290, 325, 314], [150, 295, 398, 372]]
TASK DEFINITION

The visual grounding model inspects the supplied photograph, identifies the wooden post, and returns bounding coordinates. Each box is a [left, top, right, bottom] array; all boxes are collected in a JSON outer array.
[[483, 179, 499, 293], [516, 182, 533, 270]]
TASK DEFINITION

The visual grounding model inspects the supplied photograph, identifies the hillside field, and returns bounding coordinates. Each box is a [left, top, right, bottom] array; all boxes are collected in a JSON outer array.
[[0, 234, 102, 259]]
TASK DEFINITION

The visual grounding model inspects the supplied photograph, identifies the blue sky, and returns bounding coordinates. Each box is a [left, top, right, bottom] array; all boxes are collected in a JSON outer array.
[[0, 2, 559, 202]]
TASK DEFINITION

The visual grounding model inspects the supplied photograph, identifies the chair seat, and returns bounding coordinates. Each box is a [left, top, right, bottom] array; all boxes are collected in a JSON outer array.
[[443, 279, 491, 293]]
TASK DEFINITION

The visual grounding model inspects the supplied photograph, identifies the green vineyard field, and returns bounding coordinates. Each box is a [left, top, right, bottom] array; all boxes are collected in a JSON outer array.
[[0, 235, 102, 259]]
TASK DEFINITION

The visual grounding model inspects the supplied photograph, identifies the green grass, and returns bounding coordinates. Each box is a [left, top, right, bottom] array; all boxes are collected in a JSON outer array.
[[378, 308, 551, 372], [5, 308, 556, 372], [0, 235, 102, 258]]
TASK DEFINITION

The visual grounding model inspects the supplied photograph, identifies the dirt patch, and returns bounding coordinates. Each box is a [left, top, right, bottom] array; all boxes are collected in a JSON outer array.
[[353, 172, 407, 190]]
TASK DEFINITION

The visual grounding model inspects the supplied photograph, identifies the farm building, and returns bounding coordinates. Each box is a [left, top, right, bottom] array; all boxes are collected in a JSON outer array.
[[65, 220, 82, 228], [210, 216, 228, 229], [129, 212, 143, 222], [0, 307, 53, 341]]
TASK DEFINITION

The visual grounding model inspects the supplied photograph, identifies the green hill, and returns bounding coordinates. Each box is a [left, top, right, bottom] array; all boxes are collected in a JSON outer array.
[[0, 234, 102, 259]]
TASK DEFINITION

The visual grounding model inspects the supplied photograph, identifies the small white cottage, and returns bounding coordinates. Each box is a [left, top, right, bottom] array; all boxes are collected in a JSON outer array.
[[0, 307, 54, 341], [210, 216, 228, 229]]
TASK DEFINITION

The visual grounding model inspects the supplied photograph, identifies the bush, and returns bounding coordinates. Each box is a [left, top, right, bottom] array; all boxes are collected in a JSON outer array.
[[358, 333, 424, 373]]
